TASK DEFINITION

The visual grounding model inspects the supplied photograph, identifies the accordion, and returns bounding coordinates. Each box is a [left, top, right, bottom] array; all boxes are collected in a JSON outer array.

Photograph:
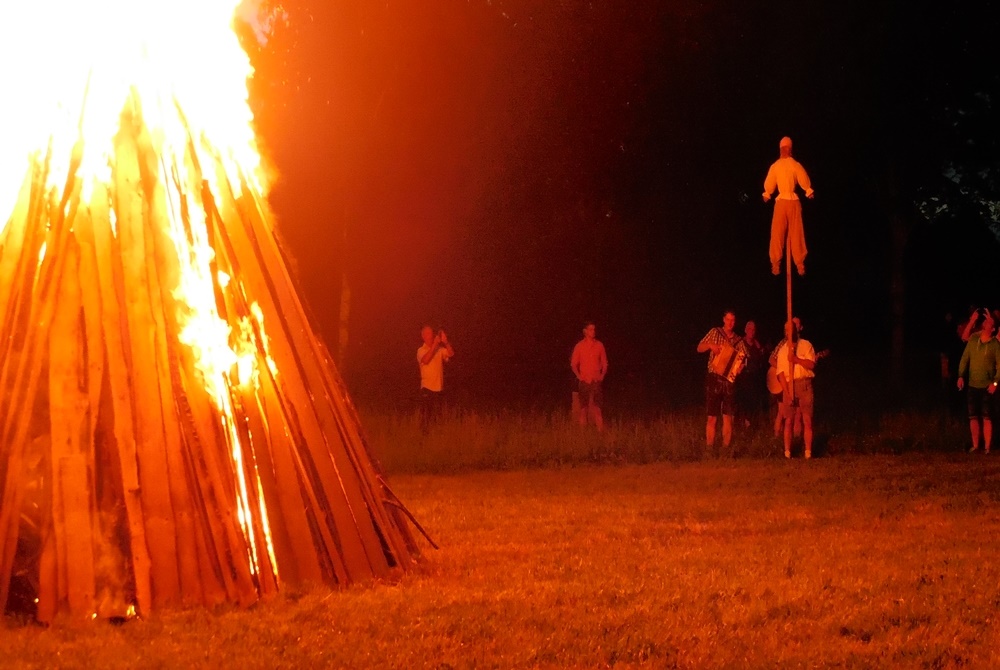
[[710, 341, 747, 383]]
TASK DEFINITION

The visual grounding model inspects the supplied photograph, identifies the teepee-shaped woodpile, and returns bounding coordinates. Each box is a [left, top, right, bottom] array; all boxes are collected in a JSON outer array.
[[0, 91, 419, 623]]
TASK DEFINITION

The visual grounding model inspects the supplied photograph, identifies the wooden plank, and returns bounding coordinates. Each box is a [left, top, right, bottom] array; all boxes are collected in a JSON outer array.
[[204, 186, 352, 585], [209, 227, 313, 588], [138, 141, 203, 606], [174, 356, 259, 606], [0, 178, 78, 612], [321, 374, 419, 567], [307, 332, 418, 567], [114, 119, 182, 608], [243, 377, 323, 586], [36, 513, 58, 624], [60, 455, 97, 614], [0, 169, 45, 612], [0, 178, 78, 616], [143, 167, 229, 605], [230, 402, 279, 596], [48, 240, 97, 616], [247, 193, 404, 564], [209, 186, 376, 582], [0, 170, 36, 339], [162, 156, 260, 606], [234, 188, 394, 578], [75, 198, 133, 618], [85, 182, 153, 617]]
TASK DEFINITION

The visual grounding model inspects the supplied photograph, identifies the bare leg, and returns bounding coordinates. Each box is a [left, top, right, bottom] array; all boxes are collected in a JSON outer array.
[[984, 419, 992, 453], [783, 412, 793, 457], [591, 406, 604, 433], [722, 414, 733, 449], [578, 406, 588, 427], [802, 413, 813, 458], [706, 416, 717, 449], [970, 419, 981, 452]]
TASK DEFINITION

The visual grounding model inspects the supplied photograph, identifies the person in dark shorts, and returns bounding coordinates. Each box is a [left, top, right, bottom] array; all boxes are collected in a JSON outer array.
[[957, 309, 1000, 453], [697, 310, 749, 457], [571, 322, 608, 432], [736, 319, 767, 428]]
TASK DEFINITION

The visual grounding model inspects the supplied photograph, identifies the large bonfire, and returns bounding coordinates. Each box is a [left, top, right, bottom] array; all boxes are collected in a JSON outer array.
[[0, 0, 419, 622]]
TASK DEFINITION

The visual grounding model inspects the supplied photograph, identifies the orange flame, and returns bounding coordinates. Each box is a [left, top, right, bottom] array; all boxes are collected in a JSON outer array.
[[0, 0, 265, 224], [0, 0, 279, 582]]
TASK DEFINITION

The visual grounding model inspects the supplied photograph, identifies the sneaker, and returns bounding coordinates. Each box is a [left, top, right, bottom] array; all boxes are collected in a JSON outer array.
[[970, 444, 979, 453], [772, 263, 781, 276], [805, 450, 812, 459], [797, 264, 806, 276]]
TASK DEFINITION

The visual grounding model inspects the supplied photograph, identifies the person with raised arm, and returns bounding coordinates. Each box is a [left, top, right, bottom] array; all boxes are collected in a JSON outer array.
[[957, 309, 1000, 454], [417, 324, 454, 426]]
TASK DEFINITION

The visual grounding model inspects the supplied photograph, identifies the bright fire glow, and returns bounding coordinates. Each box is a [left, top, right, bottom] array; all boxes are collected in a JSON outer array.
[[0, 0, 265, 230], [0, 0, 279, 583]]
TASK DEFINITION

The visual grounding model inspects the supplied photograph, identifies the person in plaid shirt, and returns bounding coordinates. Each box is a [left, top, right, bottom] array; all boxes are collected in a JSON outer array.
[[697, 310, 750, 457]]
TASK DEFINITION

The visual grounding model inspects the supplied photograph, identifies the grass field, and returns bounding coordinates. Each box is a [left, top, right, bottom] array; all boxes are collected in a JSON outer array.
[[4, 446, 1000, 668], [362, 406, 969, 472]]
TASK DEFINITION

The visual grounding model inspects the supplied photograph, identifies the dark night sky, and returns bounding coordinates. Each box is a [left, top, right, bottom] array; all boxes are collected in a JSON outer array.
[[241, 0, 998, 411]]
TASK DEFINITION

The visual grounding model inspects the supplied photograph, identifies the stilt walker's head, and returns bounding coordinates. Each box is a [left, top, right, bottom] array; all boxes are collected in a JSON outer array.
[[779, 136, 793, 157]]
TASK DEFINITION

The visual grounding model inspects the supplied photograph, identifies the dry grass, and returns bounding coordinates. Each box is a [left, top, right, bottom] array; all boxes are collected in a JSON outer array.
[[4, 453, 1000, 668], [363, 408, 967, 472]]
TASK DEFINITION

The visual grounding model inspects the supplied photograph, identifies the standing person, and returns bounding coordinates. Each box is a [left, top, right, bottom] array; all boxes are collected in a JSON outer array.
[[697, 310, 749, 457], [769, 316, 804, 439], [736, 319, 767, 427], [775, 319, 817, 459], [957, 309, 1000, 453], [763, 136, 815, 276], [417, 325, 454, 427], [570, 321, 608, 432]]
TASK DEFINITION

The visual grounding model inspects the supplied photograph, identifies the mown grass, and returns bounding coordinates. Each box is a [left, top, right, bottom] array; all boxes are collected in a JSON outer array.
[[4, 449, 1000, 668]]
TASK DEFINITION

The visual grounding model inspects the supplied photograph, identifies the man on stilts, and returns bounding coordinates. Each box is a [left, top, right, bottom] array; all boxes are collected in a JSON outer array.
[[763, 135, 817, 458], [763, 136, 814, 275]]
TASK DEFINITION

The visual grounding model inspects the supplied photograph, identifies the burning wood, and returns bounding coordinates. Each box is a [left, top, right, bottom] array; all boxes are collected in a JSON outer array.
[[0, 1, 420, 623]]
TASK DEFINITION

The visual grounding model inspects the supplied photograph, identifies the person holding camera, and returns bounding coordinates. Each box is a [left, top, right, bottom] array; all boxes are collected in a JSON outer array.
[[417, 324, 454, 425], [957, 308, 1000, 454], [571, 321, 608, 432]]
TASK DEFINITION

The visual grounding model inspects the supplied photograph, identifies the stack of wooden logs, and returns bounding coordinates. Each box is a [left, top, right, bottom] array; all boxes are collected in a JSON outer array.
[[0, 95, 419, 623]]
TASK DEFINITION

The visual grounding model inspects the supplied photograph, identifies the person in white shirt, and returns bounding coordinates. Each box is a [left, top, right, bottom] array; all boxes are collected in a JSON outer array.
[[763, 136, 814, 276], [417, 325, 454, 425], [775, 319, 816, 459]]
